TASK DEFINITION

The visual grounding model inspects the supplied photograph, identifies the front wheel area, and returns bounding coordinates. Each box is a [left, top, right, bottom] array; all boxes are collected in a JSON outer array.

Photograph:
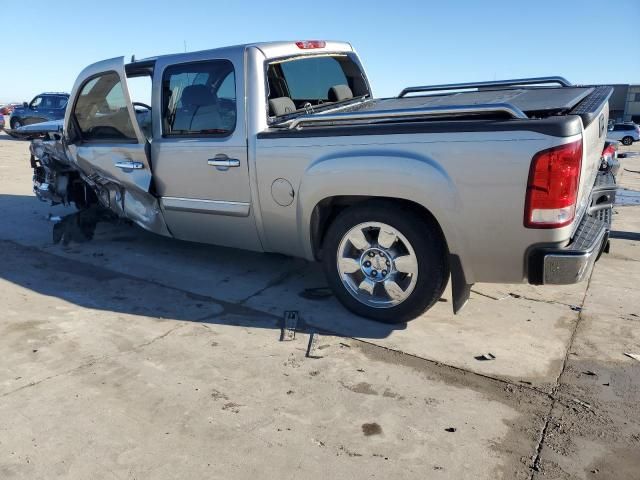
[[322, 201, 449, 323], [621, 136, 634, 146], [10, 118, 22, 130]]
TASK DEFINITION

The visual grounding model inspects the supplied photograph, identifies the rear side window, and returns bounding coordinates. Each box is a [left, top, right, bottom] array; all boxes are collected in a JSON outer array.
[[73, 72, 137, 142], [162, 60, 236, 136], [42, 96, 68, 109]]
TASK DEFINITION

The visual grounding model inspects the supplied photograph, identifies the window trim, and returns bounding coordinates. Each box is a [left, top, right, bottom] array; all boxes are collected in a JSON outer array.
[[161, 59, 237, 139], [71, 70, 139, 145]]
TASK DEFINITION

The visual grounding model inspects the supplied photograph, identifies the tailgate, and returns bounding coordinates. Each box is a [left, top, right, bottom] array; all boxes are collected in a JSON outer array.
[[572, 89, 611, 226]]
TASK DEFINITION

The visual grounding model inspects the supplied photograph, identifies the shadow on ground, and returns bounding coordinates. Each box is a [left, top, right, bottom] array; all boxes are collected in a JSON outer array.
[[0, 194, 405, 340]]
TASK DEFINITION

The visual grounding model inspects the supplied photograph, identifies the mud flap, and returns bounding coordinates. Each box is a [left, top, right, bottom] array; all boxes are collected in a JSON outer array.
[[450, 254, 472, 314]]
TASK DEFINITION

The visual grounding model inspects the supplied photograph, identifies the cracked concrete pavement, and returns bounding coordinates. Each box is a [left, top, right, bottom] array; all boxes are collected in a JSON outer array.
[[0, 128, 639, 479]]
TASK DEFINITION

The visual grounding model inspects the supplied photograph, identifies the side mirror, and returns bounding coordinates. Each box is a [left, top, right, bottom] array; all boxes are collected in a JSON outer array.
[[23, 102, 28, 108]]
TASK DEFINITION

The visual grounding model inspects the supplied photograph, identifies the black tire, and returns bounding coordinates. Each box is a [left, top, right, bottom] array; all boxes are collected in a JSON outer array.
[[10, 118, 21, 130], [322, 200, 449, 324], [622, 136, 633, 146]]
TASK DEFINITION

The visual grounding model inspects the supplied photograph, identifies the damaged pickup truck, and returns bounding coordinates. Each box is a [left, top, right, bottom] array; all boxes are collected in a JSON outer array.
[[30, 40, 616, 323]]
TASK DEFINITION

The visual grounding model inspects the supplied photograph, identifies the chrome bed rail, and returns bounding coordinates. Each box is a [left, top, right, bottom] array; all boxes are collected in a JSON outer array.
[[398, 76, 573, 98], [284, 103, 528, 130]]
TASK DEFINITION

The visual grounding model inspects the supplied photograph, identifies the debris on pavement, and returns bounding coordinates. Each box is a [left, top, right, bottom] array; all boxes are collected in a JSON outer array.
[[474, 353, 496, 361], [572, 398, 592, 409], [445, 427, 457, 433], [280, 311, 298, 341], [306, 332, 322, 358], [299, 287, 333, 300], [623, 352, 640, 362]]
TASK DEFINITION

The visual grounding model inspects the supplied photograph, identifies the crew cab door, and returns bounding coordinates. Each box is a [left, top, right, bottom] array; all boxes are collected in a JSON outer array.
[[149, 52, 262, 251], [64, 57, 169, 235]]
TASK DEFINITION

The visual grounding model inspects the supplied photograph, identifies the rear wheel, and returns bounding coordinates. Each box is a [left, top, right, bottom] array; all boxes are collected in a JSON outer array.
[[322, 201, 449, 323], [622, 136, 633, 146]]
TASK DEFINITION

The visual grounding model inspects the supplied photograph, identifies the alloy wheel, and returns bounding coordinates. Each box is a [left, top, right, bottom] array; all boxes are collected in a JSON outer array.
[[336, 222, 419, 308]]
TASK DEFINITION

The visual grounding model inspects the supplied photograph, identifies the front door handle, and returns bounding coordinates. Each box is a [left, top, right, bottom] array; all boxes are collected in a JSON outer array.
[[208, 156, 240, 168], [115, 161, 144, 170]]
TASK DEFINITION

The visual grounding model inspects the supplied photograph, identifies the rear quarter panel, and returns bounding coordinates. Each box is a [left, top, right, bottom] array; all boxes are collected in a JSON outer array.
[[256, 129, 582, 284]]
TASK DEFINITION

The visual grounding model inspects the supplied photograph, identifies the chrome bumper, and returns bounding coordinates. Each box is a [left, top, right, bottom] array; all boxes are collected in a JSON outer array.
[[528, 210, 610, 285]]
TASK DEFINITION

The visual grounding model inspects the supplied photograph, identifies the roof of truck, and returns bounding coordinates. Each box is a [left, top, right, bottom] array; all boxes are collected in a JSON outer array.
[[129, 40, 354, 66]]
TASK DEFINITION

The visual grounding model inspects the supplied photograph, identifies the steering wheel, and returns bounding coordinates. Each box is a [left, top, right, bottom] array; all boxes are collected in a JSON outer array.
[[133, 102, 152, 111]]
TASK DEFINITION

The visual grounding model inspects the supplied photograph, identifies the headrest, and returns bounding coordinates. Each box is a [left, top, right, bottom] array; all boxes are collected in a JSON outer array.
[[328, 84, 353, 102], [181, 85, 216, 107], [269, 97, 296, 116]]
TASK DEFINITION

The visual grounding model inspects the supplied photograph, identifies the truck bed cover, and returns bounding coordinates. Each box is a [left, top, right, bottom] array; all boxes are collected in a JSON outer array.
[[368, 86, 594, 116]]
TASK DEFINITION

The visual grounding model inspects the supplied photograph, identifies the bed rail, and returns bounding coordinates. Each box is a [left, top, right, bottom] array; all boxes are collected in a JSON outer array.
[[284, 103, 528, 130], [398, 76, 573, 98]]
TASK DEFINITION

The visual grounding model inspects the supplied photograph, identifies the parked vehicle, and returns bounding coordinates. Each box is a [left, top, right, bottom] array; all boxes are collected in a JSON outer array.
[[0, 105, 14, 115], [9, 92, 69, 130], [607, 122, 639, 145], [0, 113, 4, 130], [28, 41, 615, 323]]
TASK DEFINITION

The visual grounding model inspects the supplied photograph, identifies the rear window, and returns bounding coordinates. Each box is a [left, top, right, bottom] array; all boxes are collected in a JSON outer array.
[[266, 53, 369, 116]]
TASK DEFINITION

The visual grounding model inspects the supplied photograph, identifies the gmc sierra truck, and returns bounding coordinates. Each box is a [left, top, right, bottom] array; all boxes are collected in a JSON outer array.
[[29, 40, 616, 323]]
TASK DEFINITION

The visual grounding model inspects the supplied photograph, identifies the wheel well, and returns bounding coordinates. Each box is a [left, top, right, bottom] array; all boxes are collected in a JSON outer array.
[[310, 196, 447, 260]]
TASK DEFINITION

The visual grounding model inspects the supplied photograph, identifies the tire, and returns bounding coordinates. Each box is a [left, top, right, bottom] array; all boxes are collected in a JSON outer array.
[[622, 136, 633, 146], [10, 118, 22, 130], [322, 201, 449, 323]]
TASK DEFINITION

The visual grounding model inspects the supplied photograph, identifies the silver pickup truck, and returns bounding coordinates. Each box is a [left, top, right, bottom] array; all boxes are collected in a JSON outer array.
[[30, 40, 616, 323]]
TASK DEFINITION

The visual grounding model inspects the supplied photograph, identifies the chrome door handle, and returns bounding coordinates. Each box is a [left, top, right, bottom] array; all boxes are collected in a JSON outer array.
[[208, 157, 240, 168], [115, 161, 144, 170]]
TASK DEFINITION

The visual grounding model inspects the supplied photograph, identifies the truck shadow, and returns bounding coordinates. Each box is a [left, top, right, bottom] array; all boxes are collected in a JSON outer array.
[[0, 194, 405, 340]]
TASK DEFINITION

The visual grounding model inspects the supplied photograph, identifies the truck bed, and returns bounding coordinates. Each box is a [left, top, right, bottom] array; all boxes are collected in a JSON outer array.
[[272, 79, 612, 133]]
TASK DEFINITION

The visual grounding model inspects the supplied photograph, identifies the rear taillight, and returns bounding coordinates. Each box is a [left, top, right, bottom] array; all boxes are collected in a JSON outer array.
[[295, 40, 326, 49], [524, 139, 583, 228]]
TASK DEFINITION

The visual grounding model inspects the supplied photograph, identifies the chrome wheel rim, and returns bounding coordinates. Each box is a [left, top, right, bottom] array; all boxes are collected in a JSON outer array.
[[336, 222, 418, 308], [12, 121, 21, 129]]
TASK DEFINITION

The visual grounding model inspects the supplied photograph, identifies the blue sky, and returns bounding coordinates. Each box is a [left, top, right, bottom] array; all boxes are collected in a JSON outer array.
[[1, 0, 638, 102]]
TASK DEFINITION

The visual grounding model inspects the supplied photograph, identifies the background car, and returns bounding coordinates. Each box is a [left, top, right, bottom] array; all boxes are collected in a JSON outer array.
[[9, 92, 69, 130], [0, 113, 5, 130], [607, 122, 640, 145], [0, 105, 14, 115]]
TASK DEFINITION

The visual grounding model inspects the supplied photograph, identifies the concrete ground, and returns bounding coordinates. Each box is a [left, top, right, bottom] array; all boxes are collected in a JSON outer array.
[[0, 130, 638, 479]]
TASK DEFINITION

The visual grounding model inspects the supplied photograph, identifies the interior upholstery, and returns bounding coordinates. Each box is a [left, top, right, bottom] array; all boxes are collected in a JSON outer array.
[[172, 85, 222, 131], [328, 84, 354, 102], [269, 97, 296, 117]]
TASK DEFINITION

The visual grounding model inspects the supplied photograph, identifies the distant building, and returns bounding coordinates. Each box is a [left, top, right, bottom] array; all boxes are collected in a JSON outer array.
[[608, 84, 640, 123]]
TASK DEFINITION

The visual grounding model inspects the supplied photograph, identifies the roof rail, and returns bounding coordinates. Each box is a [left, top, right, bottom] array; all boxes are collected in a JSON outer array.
[[285, 103, 528, 130], [398, 76, 573, 98]]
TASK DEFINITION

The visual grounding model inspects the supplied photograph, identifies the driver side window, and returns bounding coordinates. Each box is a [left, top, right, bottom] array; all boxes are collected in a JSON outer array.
[[73, 72, 137, 142]]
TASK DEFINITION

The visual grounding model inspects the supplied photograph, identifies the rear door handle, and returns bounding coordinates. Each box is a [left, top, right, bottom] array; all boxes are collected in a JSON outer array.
[[208, 155, 240, 168], [115, 161, 144, 170]]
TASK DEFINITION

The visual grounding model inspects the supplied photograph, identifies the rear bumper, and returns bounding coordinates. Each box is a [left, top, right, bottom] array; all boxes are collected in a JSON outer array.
[[528, 212, 610, 285], [528, 169, 615, 285]]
